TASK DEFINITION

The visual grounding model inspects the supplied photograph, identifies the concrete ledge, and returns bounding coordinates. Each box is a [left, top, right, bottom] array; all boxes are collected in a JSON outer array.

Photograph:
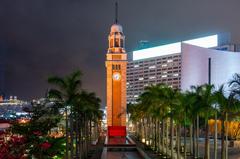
[[101, 147, 107, 159], [127, 135, 136, 145], [91, 138, 99, 145], [137, 147, 152, 159]]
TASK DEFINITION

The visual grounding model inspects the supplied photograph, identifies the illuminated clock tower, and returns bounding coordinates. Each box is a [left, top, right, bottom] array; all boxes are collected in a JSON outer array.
[[105, 3, 127, 135]]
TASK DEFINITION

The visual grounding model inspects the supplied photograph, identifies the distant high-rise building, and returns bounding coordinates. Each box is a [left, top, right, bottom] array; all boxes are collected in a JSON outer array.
[[137, 40, 150, 50], [127, 34, 240, 104]]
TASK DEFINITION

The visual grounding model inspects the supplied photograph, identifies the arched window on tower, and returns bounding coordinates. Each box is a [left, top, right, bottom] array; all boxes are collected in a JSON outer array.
[[115, 38, 120, 47]]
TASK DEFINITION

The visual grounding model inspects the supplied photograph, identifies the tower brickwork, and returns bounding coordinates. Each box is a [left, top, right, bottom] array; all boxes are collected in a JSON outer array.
[[105, 23, 127, 127]]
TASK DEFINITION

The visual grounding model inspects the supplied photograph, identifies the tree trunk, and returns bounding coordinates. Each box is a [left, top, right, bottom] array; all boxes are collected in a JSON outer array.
[[65, 107, 69, 159], [83, 115, 87, 159], [177, 124, 181, 159], [162, 119, 165, 155], [221, 113, 225, 159], [184, 112, 187, 159], [80, 125, 83, 159], [137, 121, 139, 139], [193, 119, 196, 158], [85, 119, 89, 159], [170, 116, 174, 158], [146, 117, 148, 144], [76, 114, 79, 159], [147, 117, 150, 145], [155, 118, 157, 151], [204, 119, 210, 159], [225, 113, 228, 159], [197, 115, 199, 158], [143, 118, 147, 143], [157, 119, 161, 153], [149, 117, 152, 147], [135, 121, 138, 137], [166, 119, 169, 157], [214, 112, 218, 159], [70, 112, 74, 159], [152, 118, 154, 147], [139, 121, 141, 138], [88, 120, 92, 143], [79, 121, 82, 159], [190, 124, 193, 155]]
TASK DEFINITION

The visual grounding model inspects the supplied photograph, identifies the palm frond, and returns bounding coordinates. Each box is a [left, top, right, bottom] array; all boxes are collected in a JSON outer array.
[[48, 76, 67, 90]]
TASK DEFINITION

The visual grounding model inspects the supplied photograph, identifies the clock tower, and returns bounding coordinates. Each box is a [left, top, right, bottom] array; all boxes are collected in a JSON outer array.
[[105, 3, 127, 136]]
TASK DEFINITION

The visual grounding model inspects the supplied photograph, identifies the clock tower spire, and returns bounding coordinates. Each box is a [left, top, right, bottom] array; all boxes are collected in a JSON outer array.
[[105, 2, 127, 137], [115, 2, 118, 24]]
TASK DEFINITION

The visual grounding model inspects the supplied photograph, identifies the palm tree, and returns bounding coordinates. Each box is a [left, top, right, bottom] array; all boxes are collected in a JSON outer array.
[[171, 91, 186, 159], [139, 84, 177, 157], [229, 73, 240, 99], [128, 104, 140, 137], [77, 91, 101, 159], [177, 91, 196, 159], [197, 84, 215, 159], [136, 94, 149, 145], [159, 86, 176, 158], [216, 74, 240, 159], [189, 85, 207, 158], [48, 70, 82, 159], [213, 85, 236, 159]]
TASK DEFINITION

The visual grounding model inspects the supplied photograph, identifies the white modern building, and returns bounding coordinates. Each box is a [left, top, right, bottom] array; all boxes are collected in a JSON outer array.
[[127, 34, 240, 103], [181, 43, 240, 91]]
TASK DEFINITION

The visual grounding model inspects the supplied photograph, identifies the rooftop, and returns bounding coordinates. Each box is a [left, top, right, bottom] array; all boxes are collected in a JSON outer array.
[[133, 34, 218, 61]]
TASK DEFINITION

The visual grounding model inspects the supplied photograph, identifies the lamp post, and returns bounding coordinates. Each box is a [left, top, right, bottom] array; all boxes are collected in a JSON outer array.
[[209, 58, 218, 159]]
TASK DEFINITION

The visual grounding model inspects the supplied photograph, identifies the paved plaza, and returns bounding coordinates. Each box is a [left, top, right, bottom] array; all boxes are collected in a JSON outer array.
[[105, 151, 143, 159]]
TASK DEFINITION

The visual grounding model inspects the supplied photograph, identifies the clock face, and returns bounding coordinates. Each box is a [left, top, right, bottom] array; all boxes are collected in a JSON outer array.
[[113, 72, 121, 80]]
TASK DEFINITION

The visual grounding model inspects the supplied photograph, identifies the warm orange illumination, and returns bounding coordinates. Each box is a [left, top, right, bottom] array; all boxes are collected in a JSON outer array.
[[0, 96, 3, 102], [106, 23, 127, 128], [18, 118, 30, 124], [208, 119, 240, 139], [49, 131, 64, 138]]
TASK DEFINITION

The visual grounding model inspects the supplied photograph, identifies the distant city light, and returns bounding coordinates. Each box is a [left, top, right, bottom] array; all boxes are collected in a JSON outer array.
[[133, 35, 218, 60]]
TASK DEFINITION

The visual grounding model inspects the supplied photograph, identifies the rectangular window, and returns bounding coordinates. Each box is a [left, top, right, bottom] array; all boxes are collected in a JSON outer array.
[[149, 65, 156, 69], [149, 76, 156, 79]]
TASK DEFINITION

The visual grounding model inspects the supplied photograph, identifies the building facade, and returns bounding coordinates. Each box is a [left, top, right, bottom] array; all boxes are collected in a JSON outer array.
[[181, 43, 240, 91], [127, 35, 239, 104], [127, 53, 181, 104]]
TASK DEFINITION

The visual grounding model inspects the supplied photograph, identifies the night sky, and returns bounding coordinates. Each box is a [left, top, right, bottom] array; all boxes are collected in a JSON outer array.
[[0, 0, 240, 106]]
